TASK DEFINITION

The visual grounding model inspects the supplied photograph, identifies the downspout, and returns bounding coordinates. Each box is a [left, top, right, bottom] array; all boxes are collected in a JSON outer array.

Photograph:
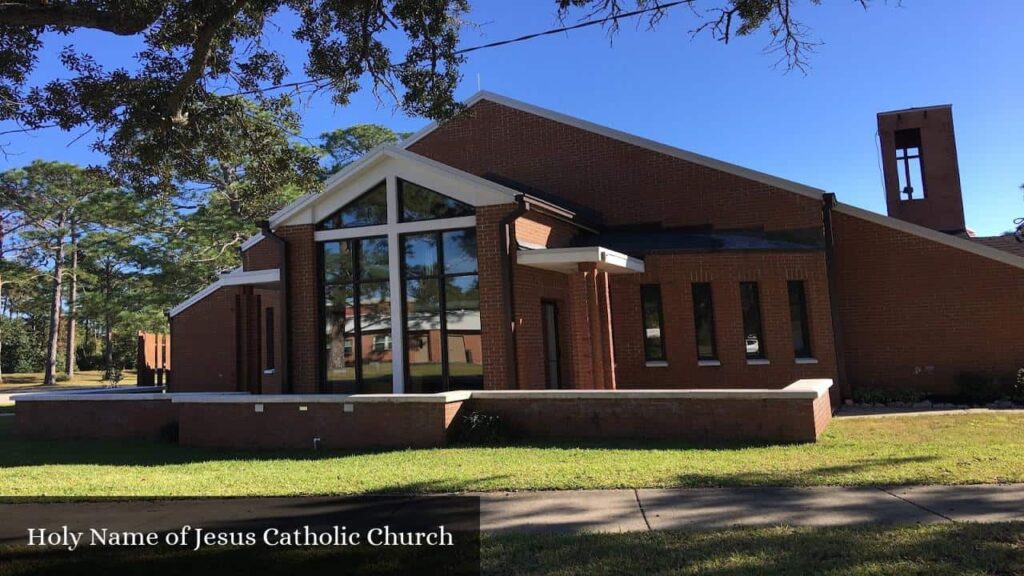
[[499, 196, 527, 390], [822, 193, 849, 403], [261, 221, 291, 394]]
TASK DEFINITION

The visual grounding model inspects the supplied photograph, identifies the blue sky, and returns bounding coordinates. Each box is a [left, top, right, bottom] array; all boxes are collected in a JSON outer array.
[[3, 0, 1022, 235]]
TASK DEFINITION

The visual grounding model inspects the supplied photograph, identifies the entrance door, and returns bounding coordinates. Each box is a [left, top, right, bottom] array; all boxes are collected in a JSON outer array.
[[541, 301, 562, 389]]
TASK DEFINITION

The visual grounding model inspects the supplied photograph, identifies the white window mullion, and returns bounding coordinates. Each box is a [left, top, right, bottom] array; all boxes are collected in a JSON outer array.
[[386, 176, 405, 394]]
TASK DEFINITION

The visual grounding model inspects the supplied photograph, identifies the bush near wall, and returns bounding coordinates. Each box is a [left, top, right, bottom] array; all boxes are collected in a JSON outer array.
[[956, 371, 1024, 405]]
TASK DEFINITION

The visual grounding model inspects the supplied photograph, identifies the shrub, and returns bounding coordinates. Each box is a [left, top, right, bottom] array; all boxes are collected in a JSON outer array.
[[851, 387, 924, 405], [455, 411, 506, 445], [956, 372, 1005, 404], [1013, 369, 1024, 404]]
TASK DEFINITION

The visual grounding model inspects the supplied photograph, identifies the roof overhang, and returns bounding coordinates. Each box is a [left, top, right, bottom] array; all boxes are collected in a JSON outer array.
[[169, 268, 280, 318], [516, 246, 644, 274]]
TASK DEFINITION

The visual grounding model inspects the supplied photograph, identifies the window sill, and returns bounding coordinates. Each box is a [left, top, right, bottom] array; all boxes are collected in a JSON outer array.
[[795, 357, 819, 365], [697, 360, 721, 367], [645, 360, 669, 368], [746, 359, 770, 366]]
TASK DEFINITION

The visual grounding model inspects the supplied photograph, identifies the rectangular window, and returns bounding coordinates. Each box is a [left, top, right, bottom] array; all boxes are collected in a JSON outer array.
[[264, 307, 275, 371], [894, 128, 924, 200], [640, 284, 666, 362], [788, 281, 812, 359], [691, 283, 717, 361], [740, 282, 766, 360], [321, 237, 392, 394], [402, 228, 482, 393]]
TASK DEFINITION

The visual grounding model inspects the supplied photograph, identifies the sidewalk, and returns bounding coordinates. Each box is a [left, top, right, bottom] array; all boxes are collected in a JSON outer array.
[[477, 484, 1024, 533], [2, 485, 1018, 539]]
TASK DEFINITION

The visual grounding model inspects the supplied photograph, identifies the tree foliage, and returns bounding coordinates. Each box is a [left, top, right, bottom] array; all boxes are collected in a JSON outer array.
[[320, 124, 413, 176]]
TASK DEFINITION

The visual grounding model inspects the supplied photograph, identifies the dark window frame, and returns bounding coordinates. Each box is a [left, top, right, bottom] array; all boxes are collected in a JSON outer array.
[[541, 300, 562, 389], [264, 307, 275, 371], [319, 236, 391, 393], [399, 227, 481, 392], [691, 282, 718, 361], [740, 281, 767, 360], [640, 284, 667, 363], [788, 280, 813, 359], [315, 180, 388, 231], [397, 178, 475, 223]]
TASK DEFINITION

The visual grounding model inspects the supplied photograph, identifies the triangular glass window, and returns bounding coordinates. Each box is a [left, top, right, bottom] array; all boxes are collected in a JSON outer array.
[[398, 179, 475, 222], [317, 181, 387, 230]]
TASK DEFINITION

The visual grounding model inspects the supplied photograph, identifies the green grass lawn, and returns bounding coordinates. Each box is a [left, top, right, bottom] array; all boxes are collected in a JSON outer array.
[[0, 370, 137, 392], [483, 523, 1024, 575], [0, 412, 1022, 499]]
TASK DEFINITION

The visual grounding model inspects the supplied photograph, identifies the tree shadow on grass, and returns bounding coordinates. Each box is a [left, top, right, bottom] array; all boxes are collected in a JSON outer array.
[[483, 522, 1024, 576]]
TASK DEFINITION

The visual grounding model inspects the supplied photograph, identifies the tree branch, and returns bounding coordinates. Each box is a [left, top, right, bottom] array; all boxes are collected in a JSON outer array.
[[166, 0, 250, 126], [0, 2, 158, 35]]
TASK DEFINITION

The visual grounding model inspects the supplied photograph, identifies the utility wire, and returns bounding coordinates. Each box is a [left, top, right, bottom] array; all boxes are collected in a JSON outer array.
[[237, 0, 691, 96]]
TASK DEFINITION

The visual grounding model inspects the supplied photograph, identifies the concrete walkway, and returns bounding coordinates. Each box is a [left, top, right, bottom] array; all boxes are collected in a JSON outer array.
[[0, 485, 1019, 540], [477, 484, 1024, 533]]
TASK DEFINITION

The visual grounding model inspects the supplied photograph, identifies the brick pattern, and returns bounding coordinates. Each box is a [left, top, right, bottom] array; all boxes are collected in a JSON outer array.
[[19, 393, 830, 445], [470, 396, 828, 443], [510, 265, 575, 389], [275, 224, 317, 393], [476, 204, 519, 390], [169, 286, 240, 392], [832, 211, 1024, 394], [15, 399, 177, 440], [609, 251, 838, 395], [242, 237, 281, 271], [515, 212, 578, 248], [878, 107, 965, 232], [409, 99, 823, 231], [178, 401, 458, 450]]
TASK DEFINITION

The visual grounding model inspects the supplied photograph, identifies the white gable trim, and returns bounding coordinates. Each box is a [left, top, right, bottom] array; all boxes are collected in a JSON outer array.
[[269, 145, 518, 229], [401, 91, 827, 201], [240, 232, 264, 252], [835, 204, 1024, 271], [169, 268, 280, 318]]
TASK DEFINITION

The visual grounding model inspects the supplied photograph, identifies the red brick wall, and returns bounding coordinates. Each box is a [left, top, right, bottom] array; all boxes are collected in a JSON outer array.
[[242, 237, 281, 271], [15, 399, 177, 440], [832, 210, 1024, 394], [170, 286, 241, 393], [515, 212, 578, 248], [476, 204, 519, 390], [409, 99, 822, 231], [510, 265, 575, 389], [178, 401, 460, 449], [609, 252, 838, 394], [469, 395, 830, 443], [276, 224, 318, 394]]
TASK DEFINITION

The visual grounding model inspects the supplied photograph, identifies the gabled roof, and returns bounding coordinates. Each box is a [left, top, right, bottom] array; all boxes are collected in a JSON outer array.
[[401, 90, 827, 201], [266, 144, 520, 229], [169, 267, 280, 317]]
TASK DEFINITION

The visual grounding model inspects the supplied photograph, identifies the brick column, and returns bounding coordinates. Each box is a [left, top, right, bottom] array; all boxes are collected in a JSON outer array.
[[595, 270, 617, 389], [566, 269, 594, 389], [276, 224, 318, 394]]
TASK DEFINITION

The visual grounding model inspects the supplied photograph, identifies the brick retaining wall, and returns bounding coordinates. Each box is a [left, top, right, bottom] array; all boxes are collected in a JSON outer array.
[[13, 381, 832, 447], [14, 395, 177, 441]]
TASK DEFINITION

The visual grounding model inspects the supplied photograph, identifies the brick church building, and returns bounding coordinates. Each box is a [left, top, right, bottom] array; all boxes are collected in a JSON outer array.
[[169, 92, 1024, 404]]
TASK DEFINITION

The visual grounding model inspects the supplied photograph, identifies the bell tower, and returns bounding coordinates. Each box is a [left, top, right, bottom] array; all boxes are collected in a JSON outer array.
[[877, 105, 966, 235]]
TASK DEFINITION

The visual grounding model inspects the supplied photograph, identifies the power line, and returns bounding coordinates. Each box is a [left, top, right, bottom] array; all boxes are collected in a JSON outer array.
[[237, 1, 691, 96]]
